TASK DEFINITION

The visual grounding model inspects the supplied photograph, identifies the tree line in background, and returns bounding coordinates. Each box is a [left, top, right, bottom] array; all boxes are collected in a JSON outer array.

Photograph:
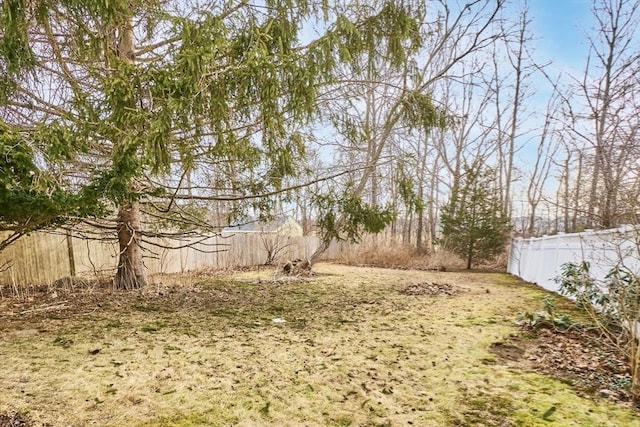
[[300, 0, 640, 250], [1, 0, 639, 286]]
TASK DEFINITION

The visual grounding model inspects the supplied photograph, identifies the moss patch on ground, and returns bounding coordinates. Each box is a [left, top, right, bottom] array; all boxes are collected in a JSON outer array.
[[0, 263, 638, 426]]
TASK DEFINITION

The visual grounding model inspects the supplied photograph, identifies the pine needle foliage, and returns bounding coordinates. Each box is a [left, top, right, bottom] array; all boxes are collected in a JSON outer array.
[[0, 0, 427, 213], [0, 0, 430, 286], [440, 164, 510, 269], [313, 186, 393, 244]]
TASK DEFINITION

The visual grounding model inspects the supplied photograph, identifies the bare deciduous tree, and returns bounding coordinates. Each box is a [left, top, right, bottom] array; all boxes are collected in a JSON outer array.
[[571, 0, 640, 228]]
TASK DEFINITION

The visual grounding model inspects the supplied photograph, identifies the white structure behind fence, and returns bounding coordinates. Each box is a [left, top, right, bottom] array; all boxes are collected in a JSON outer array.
[[507, 225, 640, 292]]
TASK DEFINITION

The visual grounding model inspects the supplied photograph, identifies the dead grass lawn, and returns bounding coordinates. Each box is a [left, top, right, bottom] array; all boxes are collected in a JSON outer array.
[[0, 263, 638, 426]]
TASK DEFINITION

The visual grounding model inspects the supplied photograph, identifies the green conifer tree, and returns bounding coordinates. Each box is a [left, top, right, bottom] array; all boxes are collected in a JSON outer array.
[[440, 163, 510, 269], [1, 0, 427, 288]]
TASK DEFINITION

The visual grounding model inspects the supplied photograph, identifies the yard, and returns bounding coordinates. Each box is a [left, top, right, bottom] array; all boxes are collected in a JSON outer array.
[[0, 263, 638, 426]]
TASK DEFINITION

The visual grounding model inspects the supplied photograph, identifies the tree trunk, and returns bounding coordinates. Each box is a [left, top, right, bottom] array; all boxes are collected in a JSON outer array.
[[562, 151, 571, 232], [466, 240, 473, 270], [115, 202, 147, 290], [416, 209, 424, 254], [370, 168, 378, 247], [572, 152, 583, 231], [404, 212, 413, 246], [309, 239, 330, 264], [528, 203, 537, 236], [112, 17, 146, 290], [427, 152, 440, 253], [587, 148, 601, 228]]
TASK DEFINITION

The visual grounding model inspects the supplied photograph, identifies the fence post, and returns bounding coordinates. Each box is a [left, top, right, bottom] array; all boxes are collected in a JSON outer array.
[[66, 230, 76, 277]]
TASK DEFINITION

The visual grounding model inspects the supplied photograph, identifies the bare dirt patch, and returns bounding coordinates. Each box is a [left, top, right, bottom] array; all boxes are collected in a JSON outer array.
[[490, 327, 634, 405], [489, 340, 526, 362], [528, 328, 632, 402]]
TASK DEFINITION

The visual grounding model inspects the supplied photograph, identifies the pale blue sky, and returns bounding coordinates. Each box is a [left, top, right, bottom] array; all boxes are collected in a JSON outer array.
[[510, 1, 596, 211], [529, 0, 594, 73]]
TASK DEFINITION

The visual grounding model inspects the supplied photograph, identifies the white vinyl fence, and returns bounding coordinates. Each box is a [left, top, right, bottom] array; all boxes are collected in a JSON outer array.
[[507, 225, 640, 293]]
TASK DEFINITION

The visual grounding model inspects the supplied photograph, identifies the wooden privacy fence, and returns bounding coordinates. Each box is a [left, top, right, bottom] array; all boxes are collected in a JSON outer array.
[[0, 230, 322, 286], [507, 225, 640, 293]]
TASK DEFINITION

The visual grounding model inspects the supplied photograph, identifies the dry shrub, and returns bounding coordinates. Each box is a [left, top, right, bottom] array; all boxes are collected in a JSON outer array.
[[329, 241, 468, 271], [329, 242, 412, 268], [358, 244, 415, 267], [416, 249, 466, 271], [485, 250, 509, 270]]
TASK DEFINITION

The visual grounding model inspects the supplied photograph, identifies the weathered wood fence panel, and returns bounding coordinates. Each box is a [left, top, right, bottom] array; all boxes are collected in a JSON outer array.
[[0, 231, 322, 286], [0, 232, 73, 285], [507, 225, 640, 293]]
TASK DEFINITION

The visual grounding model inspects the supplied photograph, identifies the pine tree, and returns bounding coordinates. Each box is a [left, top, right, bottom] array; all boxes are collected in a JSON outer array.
[[440, 164, 510, 269], [1, 0, 426, 288]]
